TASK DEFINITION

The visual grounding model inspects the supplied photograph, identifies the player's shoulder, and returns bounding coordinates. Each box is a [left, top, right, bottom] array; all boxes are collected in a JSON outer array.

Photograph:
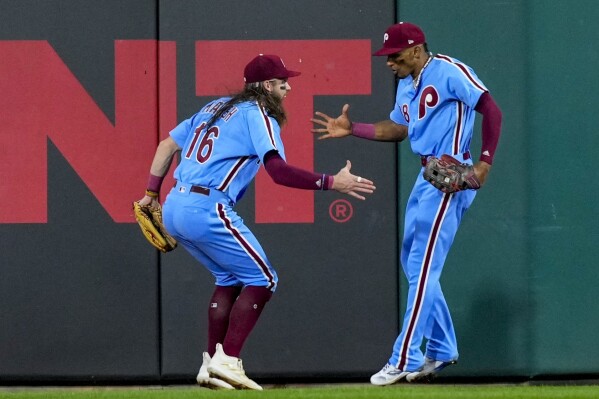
[[434, 53, 463, 64], [433, 54, 475, 72], [243, 100, 271, 117], [235, 100, 258, 111], [432, 54, 482, 80], [231, 101, 262, 124]]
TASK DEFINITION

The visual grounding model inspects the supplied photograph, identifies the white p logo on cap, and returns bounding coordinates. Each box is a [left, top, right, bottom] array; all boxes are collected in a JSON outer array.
[[383, 33, 389, 42]]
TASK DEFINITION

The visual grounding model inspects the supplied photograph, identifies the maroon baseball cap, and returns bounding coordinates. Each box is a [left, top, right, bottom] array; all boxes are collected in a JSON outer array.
[[373, 22, 426, 56], [243, 54, 301, 84]]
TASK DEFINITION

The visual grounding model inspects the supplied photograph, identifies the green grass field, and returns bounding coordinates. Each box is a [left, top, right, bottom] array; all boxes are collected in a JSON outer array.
[[1, 384, 599, 399]]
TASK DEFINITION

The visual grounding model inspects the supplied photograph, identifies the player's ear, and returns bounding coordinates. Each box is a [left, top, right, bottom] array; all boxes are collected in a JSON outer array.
[[262, 80, 273, 93], [413, 45, 423, 59]]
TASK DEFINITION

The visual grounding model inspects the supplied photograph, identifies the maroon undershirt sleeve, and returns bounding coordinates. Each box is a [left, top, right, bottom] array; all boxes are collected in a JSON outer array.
[[474, 91, 503, 165], [263, 151, 333, 190]]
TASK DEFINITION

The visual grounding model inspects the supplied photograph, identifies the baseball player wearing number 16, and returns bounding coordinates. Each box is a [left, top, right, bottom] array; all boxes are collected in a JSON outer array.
[[312, 22, 502, 384], [136, 54, 375, 390]]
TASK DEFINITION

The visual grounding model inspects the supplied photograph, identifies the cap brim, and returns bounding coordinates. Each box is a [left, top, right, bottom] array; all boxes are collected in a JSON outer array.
[[284, 70, 301, 78], [373, 47, 407, 56]]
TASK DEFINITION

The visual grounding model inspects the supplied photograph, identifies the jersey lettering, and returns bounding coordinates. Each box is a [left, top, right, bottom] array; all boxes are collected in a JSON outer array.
[[402, 103, 410, 123], [184, 122, 220, 163], [221, 106, 239, 122], [418, 85, 439, 120], [196, 125, 220, 163], [185, 122, 205, 159], [203, 101, 224, 114]]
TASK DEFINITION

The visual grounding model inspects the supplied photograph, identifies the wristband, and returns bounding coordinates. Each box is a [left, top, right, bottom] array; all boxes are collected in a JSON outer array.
[[351, 123, 376, 140], [324, 175, 334, 190], [479, 152, 493, 165], [147, 173, 164, 193], [145, 190, 159, 198]]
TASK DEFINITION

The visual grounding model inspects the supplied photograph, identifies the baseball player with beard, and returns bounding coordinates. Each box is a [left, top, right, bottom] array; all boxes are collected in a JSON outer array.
[[137, 54, 375, 390], [312, 22, 502, 384]]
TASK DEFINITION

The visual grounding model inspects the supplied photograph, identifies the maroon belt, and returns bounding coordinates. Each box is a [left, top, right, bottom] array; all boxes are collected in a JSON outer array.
[[190, 185, 210, 196], [174, 181, 211, 196], [421, 151, 471, 166]]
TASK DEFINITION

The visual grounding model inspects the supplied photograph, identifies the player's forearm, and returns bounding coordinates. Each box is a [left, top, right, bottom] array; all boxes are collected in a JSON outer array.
[[375, 120, 408, 141], [352, 120, 407, 142], [263, 152, 332, 190], [475, 92, 502, 165]]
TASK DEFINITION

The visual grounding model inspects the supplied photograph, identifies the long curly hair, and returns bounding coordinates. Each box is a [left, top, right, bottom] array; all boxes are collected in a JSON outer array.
[[206, 82, 286, 128]]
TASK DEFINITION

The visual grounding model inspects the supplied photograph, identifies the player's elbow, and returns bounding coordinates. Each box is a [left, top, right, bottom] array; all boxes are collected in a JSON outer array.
[[490, 101, 503, 127], [158, 136, 181, 154]]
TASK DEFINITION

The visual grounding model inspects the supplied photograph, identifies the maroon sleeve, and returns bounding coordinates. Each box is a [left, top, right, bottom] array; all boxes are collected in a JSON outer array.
[[263, 151, 333, 190], [474, 92, 502, 165]]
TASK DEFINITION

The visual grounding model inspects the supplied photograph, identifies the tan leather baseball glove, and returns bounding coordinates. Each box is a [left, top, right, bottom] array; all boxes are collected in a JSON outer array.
[[132, 201, 177, 252]]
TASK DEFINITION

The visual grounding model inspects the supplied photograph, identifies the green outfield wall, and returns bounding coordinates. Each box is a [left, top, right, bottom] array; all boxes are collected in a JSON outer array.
[[0, 0, 596, 384], [398, 0, 599, 378]]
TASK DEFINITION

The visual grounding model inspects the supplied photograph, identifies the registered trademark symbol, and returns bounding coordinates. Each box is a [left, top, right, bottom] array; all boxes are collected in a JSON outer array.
[[329, 199, 353, 223]]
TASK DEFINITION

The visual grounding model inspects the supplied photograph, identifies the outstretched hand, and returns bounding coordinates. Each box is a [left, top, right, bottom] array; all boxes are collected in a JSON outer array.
[[311, 104, 353, 140], [332, 160, 376, 200]]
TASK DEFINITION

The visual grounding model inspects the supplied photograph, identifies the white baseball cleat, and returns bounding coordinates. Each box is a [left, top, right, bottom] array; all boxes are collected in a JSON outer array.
[[370, 363, 410, 386], [196, 352, 235, 390], [207, 343, 263, 390], [406, 357, 457, 382]]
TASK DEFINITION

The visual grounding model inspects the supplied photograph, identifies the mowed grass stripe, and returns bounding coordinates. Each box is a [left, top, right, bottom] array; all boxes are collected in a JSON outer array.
[[0, 384, 599, 399]]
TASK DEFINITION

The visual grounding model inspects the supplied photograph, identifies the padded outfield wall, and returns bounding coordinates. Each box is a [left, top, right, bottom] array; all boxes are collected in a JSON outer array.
[[0, 0, 597, 383]]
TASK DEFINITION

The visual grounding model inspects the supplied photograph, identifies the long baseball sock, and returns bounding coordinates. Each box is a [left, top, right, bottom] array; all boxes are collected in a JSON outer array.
[[222, 286, 273, 358], [207, 285, 242, 356]]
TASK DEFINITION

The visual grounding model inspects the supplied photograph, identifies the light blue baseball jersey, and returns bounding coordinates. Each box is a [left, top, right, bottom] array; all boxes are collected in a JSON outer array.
[[169, 98, 287, 204], [162, 97, 282, 291], [390, 54, 487, 161], [386, 54, 487, 372]]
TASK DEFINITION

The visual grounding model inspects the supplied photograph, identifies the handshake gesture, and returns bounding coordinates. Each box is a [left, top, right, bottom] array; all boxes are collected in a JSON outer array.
[[331, 160, 375, 200]]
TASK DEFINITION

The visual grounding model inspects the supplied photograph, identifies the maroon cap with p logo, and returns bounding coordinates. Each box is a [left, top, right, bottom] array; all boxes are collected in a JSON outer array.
[[243, 54, 301, 84], [373, 22, 426, 56]]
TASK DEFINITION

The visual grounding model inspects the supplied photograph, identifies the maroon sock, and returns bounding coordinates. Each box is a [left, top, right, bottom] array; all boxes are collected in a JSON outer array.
[[207, 285, 242, 356], [222, 286, 273, 357]]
